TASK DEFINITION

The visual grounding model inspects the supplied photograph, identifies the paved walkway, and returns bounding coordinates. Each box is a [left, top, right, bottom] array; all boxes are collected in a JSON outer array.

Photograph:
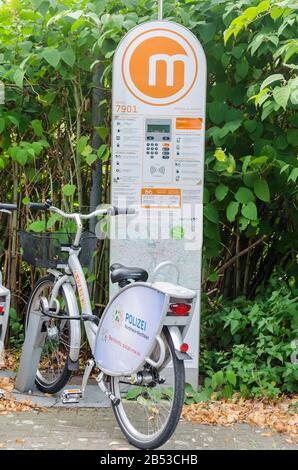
[[0, 408, 297, 450]]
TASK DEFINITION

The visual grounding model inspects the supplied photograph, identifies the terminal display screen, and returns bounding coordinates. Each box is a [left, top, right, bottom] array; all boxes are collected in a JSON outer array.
[[147, 124, 170, 133]]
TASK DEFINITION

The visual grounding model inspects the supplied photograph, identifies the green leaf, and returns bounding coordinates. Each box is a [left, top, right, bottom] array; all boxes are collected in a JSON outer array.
[[0, 117, 5, 134], [226, 201, 239, 222], [29, 220, 45, 232], [241, 201, 258, 221], [254, 178, 270, 202], [288, 168, 298, 183], [199, 22, 216, 43], [223, 384, 234, 399], [98, 144, 108, 159], [270, 6, 284, 20], [250, 156, 268, 167], [231, 44, 246, 59], [243, 6, 258, 20], [48, 107, 63, 125], [273, 86, 290, 110], [16, 149, 27, 165], [81, 145, 93, 156], [22, 197, 30, 204], [78, 136, 89, 154], [236, 59, 249, 79], [31, 119, 43, 137], [235, 187, 255, 204], [208, 272, 218, 282], [204, 204, 219, 224], [214, 148, 226, 162], [215, 184, 229, 201], [280, 163, 289, 174], [239, 215, 250, 231], [225, 108, 243, 122], [95, 127, 109, 140], [62, 184, 76, 197], [209, 102, 227, 125], [260, 74, 283, 91], [256, 0, 270, 14], [42, 48, 61, 68], [226, 370, 237, 386], [86, 153, 98, 165], [87, 273, 96, 283], [61, 48, 76, 67], [242, 156, 251, 173], [13, 69, 25, 88], [46, 213, 62, 229], [287, 129, 298, 147], [212, 371, 224, 388], [126, 387, 143, 400], [243, 119, 258, 134], [230, 319, 240, 334], [224, 120, 242, 133]]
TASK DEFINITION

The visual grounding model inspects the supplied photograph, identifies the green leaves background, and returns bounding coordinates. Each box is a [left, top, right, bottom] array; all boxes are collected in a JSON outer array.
[[0, 0, 297, 346]]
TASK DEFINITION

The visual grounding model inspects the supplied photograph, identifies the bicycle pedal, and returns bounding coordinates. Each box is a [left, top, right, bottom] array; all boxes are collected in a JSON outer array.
[[61, 388, 83, 404]]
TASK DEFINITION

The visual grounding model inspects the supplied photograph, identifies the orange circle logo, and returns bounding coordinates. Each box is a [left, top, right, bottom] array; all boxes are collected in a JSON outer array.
[[122, 28, 198, 106]]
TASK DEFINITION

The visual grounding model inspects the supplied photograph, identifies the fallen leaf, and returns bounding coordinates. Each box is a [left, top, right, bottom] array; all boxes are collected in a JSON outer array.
[[182, 394, 298, 438], [15, 439, 26, 444]]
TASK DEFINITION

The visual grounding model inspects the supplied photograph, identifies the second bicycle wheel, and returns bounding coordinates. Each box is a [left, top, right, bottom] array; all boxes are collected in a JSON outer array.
[[109, 327, 185, 449], [25, 275, 72, 394]]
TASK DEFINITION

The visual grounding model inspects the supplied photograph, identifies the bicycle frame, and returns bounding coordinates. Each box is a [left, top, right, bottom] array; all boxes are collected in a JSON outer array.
[[0, 276, 11, 367], [47, 248, 98, 364]]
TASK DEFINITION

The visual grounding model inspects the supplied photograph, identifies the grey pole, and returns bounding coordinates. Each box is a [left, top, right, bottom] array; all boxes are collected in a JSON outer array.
[[158, 0, 163, 20], [15, 310, 47, 393]]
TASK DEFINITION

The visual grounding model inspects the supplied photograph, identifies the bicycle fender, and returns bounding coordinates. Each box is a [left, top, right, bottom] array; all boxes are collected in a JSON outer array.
[[167, 325, 192, 361], [61, 282, 81, 364]]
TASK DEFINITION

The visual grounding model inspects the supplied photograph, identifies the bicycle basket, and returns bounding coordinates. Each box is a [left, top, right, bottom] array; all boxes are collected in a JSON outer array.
[[18, 231, 98, 268]]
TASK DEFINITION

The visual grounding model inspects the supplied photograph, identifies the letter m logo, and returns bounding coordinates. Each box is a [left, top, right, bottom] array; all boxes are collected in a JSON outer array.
[[148, 54, 190, 87]]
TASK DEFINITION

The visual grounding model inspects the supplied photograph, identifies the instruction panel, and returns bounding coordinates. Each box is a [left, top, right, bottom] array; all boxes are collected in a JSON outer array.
[[110, 20, 207, 386]]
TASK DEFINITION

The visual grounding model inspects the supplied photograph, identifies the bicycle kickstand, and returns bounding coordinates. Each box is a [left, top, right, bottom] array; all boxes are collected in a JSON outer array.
[[96, 371, 120, 406]]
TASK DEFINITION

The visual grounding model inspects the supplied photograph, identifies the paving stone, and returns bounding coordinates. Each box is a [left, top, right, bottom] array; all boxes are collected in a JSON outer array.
[[0, 409, 297, 450]]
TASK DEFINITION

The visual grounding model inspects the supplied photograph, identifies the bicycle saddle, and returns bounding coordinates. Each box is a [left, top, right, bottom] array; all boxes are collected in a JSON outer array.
[[110, 263, 148, 286]]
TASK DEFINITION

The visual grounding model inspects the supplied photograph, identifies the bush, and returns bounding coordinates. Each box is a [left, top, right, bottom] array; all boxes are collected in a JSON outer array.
[[200, 272, 298, 399]]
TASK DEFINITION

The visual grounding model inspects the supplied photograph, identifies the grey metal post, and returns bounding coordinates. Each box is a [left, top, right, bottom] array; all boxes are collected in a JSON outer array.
[[15, 310, 47, 392], [0, 286, 11, 367], [158, 0, 163, 20]]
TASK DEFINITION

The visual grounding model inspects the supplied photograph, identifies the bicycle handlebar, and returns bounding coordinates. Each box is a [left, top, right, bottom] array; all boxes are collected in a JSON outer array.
[[27, 200, 52, 211], [0, 203, 17, 212], [27, 200, 135, 218], [27, 200, 136, 246]]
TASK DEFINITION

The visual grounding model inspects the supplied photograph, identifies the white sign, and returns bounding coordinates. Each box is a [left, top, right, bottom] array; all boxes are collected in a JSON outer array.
[[95, 285, 166, 375], [110, 20, 206, 387]]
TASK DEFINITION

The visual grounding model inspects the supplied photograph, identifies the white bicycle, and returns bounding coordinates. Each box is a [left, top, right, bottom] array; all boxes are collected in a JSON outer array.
[[0, 202, 17, 366], [20, 200, 196, 449]]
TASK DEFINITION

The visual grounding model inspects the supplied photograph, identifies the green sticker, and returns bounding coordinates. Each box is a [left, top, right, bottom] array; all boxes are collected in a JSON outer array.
[[170, 226, 185, 240]]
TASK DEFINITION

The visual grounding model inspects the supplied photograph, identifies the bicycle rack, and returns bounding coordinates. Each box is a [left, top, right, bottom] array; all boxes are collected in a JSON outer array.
[[15, 310, 47, 393], [0, 284, 11, 367]]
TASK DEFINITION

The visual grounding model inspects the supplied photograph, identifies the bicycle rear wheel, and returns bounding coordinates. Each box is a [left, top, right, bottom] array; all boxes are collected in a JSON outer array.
[[109, 327, 185, 449], [25, 275, 72, 394]]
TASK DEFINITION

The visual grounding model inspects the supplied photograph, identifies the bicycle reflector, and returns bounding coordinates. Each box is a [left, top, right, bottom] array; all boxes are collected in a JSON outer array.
[[169, 303, 191, 316], [0, 305, 4, 315], [180, 343, 189, 353]]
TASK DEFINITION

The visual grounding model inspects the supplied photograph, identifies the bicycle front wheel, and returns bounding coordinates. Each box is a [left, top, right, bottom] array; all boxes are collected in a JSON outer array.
[[109, 327, 185, 449], [25, 275, 72, 394]]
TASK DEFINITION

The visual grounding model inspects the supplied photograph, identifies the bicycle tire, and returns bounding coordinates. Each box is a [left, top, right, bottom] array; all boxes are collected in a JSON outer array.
[[25, 275, 72, 394], [110, 327, 185, 449]]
